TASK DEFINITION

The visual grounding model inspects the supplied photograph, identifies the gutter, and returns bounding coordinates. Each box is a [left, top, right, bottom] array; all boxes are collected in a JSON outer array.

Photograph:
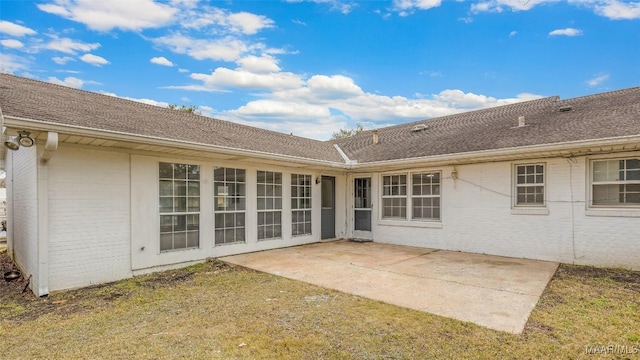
[[4, 115, 640, 172], [351, 135, 640, 171], [3, 116, 347, 169]]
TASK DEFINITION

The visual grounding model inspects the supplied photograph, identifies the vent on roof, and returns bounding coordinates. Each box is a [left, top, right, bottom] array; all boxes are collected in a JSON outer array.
[[410, 124, 428, 132], [558, 105, 573, 112], [518, 116, 526, 127]]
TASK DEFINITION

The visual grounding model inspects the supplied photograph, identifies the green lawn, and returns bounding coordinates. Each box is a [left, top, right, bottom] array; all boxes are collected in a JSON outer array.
[[1, 256, 639, 359]]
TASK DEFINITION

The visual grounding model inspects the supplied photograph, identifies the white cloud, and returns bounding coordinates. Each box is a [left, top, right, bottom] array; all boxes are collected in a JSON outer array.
[[101, 91, 171, 108], [586, 73, 610, 87], [284, 0, 356, 15], [549, 27, 583, 36], [227, 12, 275, 34], [471, 0, 558, 13], [178, 68, 189, 73], [237, 55, 281, 73], [178, 6, 274, 34], [306, 75, 364, 98], [592, 0, 640, 19], [392, 0, 442, 15], [150, 56, 174, 66], [0, 53, 29, 73], [0, 20, 37, 37], [509, 30, 518, 37], [471, 0, 640, 19], [152, 34, 250, 62], [80, 53, 109, 66], [37, 0, 177, 31], [52, 56, 75, 64], [0, 39, 24, 49], [47, 76, 85, 88], [190, 68, 303, 91], [46, 37, 100, 54]]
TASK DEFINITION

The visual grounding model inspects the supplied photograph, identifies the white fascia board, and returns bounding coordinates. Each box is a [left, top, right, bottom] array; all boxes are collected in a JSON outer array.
[[3, 116, 347, 169], [351, 135, 640, 171]]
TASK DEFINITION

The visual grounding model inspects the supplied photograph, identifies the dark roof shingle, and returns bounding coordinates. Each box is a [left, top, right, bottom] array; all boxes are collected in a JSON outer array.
[[1, 73, 639, 166], [334, 86, 640, 163], [0, 73, 345, 163]]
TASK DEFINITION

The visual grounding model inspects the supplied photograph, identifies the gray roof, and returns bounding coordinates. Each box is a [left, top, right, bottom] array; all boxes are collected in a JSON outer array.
[[334, 86, 640, 163], [0, 73, 344, 163], [1, 73, 639, 166]]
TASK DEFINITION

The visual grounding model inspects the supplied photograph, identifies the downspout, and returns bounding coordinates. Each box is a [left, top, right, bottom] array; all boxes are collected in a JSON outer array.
[[36, 132, 58, 296]]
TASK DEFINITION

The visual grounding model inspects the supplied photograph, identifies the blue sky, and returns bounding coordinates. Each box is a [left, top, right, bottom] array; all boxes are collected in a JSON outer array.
[[1, 0, 639, 139]]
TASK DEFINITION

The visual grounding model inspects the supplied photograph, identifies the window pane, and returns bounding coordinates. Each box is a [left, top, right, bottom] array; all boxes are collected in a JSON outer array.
[[159, 163, 173, 179], [159, 180, 173, 196], [593, 160, 619, 182], [173, 232, 187, 249], [593, 184, 619, 205], [188, 197, 200, 212], [159, 197, 173, 213], [174, 181, 187, 196], [174, 197, 187, 212], [174, 164, 187, 179], [188, 165, 200, 180], [187, 231, 199, 248], [188, 182, 199, 196], [160, 233, 173, 251]]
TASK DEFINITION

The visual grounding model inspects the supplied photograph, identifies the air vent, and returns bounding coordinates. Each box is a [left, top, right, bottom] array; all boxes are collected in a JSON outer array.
[[410, 124, 428, 132], [558, 105, 573, 112]]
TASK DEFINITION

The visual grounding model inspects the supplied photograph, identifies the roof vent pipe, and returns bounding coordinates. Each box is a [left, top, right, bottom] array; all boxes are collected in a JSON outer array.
[[372, 130, 379, 145], [518, 116, 526, 127]]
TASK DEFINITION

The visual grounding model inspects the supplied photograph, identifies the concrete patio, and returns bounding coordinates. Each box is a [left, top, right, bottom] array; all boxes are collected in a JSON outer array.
[[221, 240, 559, 333]]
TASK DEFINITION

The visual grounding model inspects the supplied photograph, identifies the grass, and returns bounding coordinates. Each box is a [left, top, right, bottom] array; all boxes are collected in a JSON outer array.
[[1, 255, 639, 359]]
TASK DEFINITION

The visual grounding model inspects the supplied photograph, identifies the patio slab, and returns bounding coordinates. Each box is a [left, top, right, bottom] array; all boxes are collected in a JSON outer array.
[[220, 240, 559, 333]]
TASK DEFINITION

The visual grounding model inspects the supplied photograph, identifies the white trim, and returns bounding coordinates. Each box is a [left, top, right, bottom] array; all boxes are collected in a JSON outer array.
[[511, 162, 547, 211], [333, 144, 357, 165], [587, 155, 640, 210], [3, 116, 346, 168]]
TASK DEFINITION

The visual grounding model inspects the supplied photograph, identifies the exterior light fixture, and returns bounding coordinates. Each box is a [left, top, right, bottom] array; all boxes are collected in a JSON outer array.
[[4, 137, 20, 151], [316, 176, 322, 184], [17, 131, 35, 147]]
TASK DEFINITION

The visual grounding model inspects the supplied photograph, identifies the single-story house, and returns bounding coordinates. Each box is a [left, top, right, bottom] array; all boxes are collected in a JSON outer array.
[[1, 73, 638, 297]]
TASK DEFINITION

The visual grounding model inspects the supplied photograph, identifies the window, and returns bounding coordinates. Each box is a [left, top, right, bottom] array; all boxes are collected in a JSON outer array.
[[592, 158, 640, 206], [382, 175, 406, 219], [214, 167, 246, 245], [412, 172, 441, 220], [291, 174, 312, 236], [159, 162, 200, 252], [257, 171, 282, 240], [515, 164, 545, 206]]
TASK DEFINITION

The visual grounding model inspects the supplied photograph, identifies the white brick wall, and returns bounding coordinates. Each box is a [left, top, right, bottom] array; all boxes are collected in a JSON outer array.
[[47, 146, 132, 290], [368, 154, 640, 270], [6, 146, 40, 288]]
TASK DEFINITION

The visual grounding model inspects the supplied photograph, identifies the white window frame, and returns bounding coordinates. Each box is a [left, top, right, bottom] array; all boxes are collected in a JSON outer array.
[[379, 170, 443, 227], [381, 174, 407, 220], [158, 162, 200, 252], [257, 170, 283, 240], [214, 167, 246, 246], [291, 174, 312, 236], [513, 163, 546, 208], [589, 157, 640, 209], [411, 172, 441, 221]]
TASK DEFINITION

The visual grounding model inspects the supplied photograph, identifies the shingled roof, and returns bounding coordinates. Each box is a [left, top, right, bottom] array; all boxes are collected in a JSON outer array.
[[334, 86, 640, 163], [0, 73, 345, 163], [1, 73, 639, 167]]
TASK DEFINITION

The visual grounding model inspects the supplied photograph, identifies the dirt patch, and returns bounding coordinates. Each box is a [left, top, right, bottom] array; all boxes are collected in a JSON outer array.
[[0, 253, 234, 323], [557, 264, 640, 292]]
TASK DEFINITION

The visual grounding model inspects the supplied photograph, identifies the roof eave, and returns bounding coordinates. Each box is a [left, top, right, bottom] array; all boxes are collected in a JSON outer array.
[[3, 115, 348, 169], [351, 135, 640, 171]]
